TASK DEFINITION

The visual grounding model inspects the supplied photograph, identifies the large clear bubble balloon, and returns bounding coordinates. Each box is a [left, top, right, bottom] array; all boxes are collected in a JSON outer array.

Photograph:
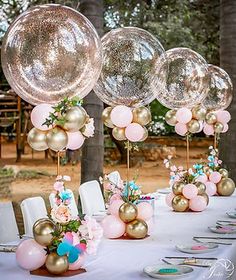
[[203, 64, 233, 110], [157, 48, 209, 109], [93, 27, 167, 107], [1, 4, 102, 105]]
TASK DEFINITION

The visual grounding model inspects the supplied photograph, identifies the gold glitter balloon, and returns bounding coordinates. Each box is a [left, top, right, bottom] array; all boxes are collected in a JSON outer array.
[[192, 105, 207, 120], [46, 127, 68, 151], [1, 4, 102, 105], [157, 48, 209, 109], [172, 182, 185, 195], [172, 195, 189, 212], [126, 219, 148, 239], [195, 182, 206, 195], [214, 122, 224, 133], [45, 252, 69, 275], [139, 126, 148, 142], [218, 168, 229, 178], [165, 110, 177, 126], [33, 218, 54, 246], [200, 193, 209, 205], [94, 27, 167, 107], [187, 119, 200, 133], [203, 65, 233, 110], [112, 127, 127, 141], [205, 112, 217, 125], [63, 107, 87, 132], [217, 178, 235, 196], [132, 107, 152, 126], [102, 107, 114, 128], [27, 128, 48, 151], [119, 203, 138, 223]]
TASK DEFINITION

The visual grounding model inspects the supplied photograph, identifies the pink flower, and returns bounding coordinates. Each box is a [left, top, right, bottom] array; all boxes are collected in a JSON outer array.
[[170, 172, 175, 177], [218, 160, 222, 164], [178, 166, 184, 171], [51, 205, 71, 224], [104, 182, 112, 190], [54, 181, 64, 191], [170, 165, 177, 172], [56, 175, 63, 180], [82, 118, 95, 138]]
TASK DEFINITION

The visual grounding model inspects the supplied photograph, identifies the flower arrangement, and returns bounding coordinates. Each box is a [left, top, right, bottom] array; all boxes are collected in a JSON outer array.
[[16, 175, 103, 275]]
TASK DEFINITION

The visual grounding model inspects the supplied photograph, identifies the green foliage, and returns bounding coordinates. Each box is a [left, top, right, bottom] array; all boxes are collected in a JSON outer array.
[[16, 169, 51, 179], [0, 167, 14, 177]]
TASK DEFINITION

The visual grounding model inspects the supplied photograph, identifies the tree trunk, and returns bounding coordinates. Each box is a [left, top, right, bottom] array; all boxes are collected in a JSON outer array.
[[219, 0, 236, 181], [79, 0, 104, 183]]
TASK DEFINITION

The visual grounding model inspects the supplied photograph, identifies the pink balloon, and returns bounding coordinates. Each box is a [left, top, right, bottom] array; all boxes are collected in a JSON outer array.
[[146, 218, 154, 235], [222, 123, 229, 133], [205, 181, 217, 196], [69, 254, 85, 270], [101, 215, 125, 239], [137, 202, 154, 221], [31, 104, 54, 131], [203, 123, 214, 136], [189, 195, 207, 212], [182, 184, 198, 199], [175, 122, 188, 136], [125, 123, 144, 142], [110, 105, 133, 128], [216, 110, 231, 124], [108, 200, 124, 216], [16, 239, 46, 270], [165, 192, 175, 207], [209, 171, 222, 184], [176, 108, 192, 124], [196, 174, 208, 183], [66, 131, 85, 150]]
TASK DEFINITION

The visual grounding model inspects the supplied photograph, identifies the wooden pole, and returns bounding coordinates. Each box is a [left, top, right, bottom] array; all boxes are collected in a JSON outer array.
[[127, 140, 130, 199], [57, 151, 60, 176], [186, 134, 190, 172]]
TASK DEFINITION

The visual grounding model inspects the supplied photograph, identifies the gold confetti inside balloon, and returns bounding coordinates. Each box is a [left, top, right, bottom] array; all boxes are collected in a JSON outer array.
[[33, 218, 54, 246], [172, 195, 189, 212], [1, 4, 102, 105], [27, 128, 48, 151], [119, 203, 138, 223], [157, 48, 209, 109], [94, 27, 167, 107], [45, 252, 69, 275], [203, 64, 233, 110], [126, 219, 148, 239], [217, 178, 235, 196]]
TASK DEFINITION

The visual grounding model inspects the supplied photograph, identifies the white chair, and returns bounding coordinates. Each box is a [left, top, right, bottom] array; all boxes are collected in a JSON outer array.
[[108, 171, 121, 186], [20, 196, 48, 237], [0, 202, 19, 243], [79, 180, 106, 216], [49, 189, 78, 218]]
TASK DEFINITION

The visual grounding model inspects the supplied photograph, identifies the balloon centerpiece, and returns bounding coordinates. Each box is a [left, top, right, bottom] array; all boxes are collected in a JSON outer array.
[[16, 175, 103, 275]]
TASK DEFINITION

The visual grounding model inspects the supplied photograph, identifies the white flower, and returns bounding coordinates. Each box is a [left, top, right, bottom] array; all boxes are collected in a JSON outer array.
[[82, 118, 95, 138], [63, 175, 71, 181], [51, 205, 71, 224]]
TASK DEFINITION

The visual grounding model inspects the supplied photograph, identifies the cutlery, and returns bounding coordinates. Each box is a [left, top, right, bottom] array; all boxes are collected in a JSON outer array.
[[165, 256, 217, 260], [162, 258, 215, 268]]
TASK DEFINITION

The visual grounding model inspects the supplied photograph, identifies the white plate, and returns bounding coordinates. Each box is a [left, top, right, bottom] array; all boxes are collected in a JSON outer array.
[[143, 264, 193, 279], [227, 212, 236, 219], [176, 243, 218, 254], [216, 221, 236, 227], [208, 226, 236, 234]]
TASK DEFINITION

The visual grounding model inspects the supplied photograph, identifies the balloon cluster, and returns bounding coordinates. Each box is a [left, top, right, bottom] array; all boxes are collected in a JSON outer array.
[[102, 201, 153, 239], [102, 105, 151, 142], [28, 99, 94, 152]]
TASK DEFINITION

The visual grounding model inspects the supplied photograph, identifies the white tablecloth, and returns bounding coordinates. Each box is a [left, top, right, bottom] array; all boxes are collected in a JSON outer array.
[[1, 192, 236, 280]]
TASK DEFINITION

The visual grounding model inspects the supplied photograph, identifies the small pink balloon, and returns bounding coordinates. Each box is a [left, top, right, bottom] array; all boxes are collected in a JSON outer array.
[[101, 215, 125, 239], [110, 105, 133, 128], [165, 192, 175, 207], [196, 174, 208, 183], [108, 200, 124, 216], [216, 110, 231, 124], [209, 171, 222, 184], [189, 195, 207, 212], [222, 123, 229, 133], [176, 108, 192, 124], [203, 123, 214, 136], [66, 131, 85, 150], [69, 254, 85, 270], [137, 202, 154, 221], [16, 239, 47, 270], [125, 123, 144, 142], [205, 181, 217, 196], [146, 218, 154, 235], [182, 184, 198, 199], [31, 104, 54, 131], [175, 122, 188, 136]]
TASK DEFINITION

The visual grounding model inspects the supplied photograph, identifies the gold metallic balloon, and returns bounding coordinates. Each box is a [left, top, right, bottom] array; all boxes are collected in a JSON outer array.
[[217, 178, 235, 196], [187, 119, 200, 133], [172, 182, 185, 195], [172, 195, 189, 212], [200, 193, 209, 205], [46, 127, 68, 151], [102, 107, 114, 128], [119, 203, 138, 223], [139, 126, 148, 142], [126, 219, 148, 239], [112, 127, 127, 141], [195, 182, 206, 195], [33, 218, 54, 246], [165, 110, 177, 126], [45, 252, 69, 275], [27, 128, 48, 151], [191, 105, 207, 120], [218, 168, 229, 179], [214, 122, 224, 133], [205, 112, 217, 125], [132, 107, 152, 126], [63, 107, 87, 132]]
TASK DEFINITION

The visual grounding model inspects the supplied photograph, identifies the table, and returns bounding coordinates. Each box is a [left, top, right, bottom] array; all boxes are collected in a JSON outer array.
[[1, 192, 236, 280]]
